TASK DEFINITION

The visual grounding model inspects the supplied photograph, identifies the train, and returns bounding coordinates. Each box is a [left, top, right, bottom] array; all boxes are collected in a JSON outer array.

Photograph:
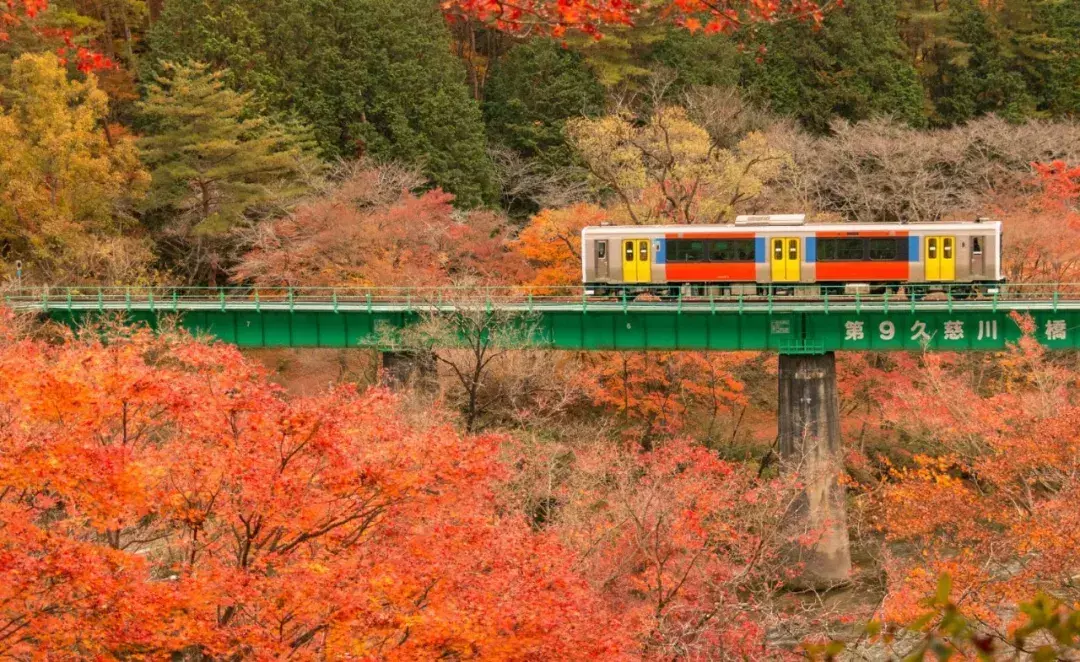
[[581, 215, 1004, 297]]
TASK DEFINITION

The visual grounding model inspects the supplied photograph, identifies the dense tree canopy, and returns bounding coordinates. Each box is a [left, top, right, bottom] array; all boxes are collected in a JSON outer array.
[[147, 0, 498, 207]]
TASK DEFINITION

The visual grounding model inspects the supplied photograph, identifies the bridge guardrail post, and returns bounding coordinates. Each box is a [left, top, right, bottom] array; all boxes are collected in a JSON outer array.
[[97, 288, 103, 313], [883, 289, 890, 314], [824, 289, 829, 315], [332, 290, 338, 314], [855, 291, 861, 315]]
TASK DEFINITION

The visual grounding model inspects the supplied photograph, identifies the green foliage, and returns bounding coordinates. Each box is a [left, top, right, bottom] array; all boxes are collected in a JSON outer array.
[[743, 0, 926, 133], [138, 61, 312, 236], [483, 39, 604, 168], [648, 28, 741, 91], [1034, 0, 1080, 117], [924, 0, 1035, 125], [147, 0, 497, 207]]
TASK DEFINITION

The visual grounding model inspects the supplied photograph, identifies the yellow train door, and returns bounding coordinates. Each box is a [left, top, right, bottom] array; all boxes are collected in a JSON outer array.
[[925, 236, 956, 281], [622, 239, 652, 283], [770, 237, 800, 282]]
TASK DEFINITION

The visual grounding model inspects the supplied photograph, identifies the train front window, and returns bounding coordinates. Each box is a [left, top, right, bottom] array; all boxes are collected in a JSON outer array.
[[597, 241, 607, 260]]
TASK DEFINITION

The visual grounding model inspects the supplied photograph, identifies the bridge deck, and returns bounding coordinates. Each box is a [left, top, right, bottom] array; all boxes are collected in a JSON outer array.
[[6, 286, 1080, 352]]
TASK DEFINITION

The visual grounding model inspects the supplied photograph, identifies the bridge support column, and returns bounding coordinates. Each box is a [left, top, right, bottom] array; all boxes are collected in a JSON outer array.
[[777, 352, 852, 588], [380, 350, 437, 390]]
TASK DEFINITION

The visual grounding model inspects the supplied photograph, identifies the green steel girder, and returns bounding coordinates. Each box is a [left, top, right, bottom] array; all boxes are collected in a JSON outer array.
[[36, 302, 1080, 352]]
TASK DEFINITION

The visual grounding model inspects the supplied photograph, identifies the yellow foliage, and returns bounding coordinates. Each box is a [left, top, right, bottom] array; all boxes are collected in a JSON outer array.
[[0, 52, 151, 283], [566, 106, 792, 224]]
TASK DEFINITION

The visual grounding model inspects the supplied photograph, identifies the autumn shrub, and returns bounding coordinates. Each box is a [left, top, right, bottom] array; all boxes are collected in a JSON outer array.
[[234, 160, 530, 288], [505, 432, 805, 659], [860, 319, 1080, 638]]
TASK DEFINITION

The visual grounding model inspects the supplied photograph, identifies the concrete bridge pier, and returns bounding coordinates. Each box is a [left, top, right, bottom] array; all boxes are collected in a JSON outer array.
[[777, 352, 852, 588]]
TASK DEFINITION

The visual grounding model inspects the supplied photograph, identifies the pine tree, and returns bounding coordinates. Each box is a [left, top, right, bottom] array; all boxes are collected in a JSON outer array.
[[743, 0, 926, 133], [147, 0, 497, 207], [483, 39, 605, 167], [138, 61, 312, 237]]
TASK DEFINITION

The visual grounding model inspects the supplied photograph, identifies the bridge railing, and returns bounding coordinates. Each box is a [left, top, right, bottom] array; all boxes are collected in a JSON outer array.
[[4, 282, 1080, 311]]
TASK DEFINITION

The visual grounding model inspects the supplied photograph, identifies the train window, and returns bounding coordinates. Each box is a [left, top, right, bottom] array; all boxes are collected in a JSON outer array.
[[789, 240, 798, 260], [625, 242, 634, 261], [669, 239, 705, 262], [774, 240, 783, 259], [972, 237, 982, 255], [943, 238, 953, 259], [639, 240, 649, 261], [709, 239, 755, 262], [869, 238, 899, 261], [818, 238, 865, 261], [597, 241, 607, 259]]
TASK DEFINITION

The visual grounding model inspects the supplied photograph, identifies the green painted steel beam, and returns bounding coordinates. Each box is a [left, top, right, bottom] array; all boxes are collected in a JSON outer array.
[[25, 299, 1080, 352]]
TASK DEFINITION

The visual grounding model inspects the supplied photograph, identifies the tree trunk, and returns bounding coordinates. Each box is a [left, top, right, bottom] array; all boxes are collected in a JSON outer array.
[[777, 352, 852, 589]]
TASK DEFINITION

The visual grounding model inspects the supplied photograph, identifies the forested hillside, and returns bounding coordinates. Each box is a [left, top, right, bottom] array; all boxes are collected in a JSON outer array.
[[0, 0, 1077, 284], [3, 0, 1080, 659]]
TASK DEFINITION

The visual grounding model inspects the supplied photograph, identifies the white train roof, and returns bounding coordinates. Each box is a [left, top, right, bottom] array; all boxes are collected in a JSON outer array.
[[581, 221, 1002, 237]]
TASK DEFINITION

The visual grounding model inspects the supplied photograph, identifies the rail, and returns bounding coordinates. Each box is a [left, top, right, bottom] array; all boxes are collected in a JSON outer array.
[[6, 282, 1080, 314]]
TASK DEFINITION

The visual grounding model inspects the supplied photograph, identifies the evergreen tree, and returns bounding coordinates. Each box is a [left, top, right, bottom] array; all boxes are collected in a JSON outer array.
[[1034, 0, 1080, 117], [483, 40, 605, 168], [923, 0, 1034, 125], [743, 0, 926, 133], [648, 28, 742, 91], [147, 0, 497, 207], [138, 62, 312, 237]]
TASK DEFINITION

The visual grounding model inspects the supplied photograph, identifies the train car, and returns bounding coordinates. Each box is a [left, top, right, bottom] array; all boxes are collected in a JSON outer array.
[[581, 215, 1004, 296]]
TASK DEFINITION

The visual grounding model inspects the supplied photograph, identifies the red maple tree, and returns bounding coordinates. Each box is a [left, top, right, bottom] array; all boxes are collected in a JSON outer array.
[[0, 311, 631, 658]]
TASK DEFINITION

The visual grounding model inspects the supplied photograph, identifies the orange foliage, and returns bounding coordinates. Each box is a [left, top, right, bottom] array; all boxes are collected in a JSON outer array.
[[445, 0, 828, 37], [0, 311, 631, 658], [514, 203, 608, 289], [529, 436, 799, 658], [996, 161, 1080, 283], [235, 166, 530, 288], [578, 351, 750, 446], [873, 321, 1080, 633]]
